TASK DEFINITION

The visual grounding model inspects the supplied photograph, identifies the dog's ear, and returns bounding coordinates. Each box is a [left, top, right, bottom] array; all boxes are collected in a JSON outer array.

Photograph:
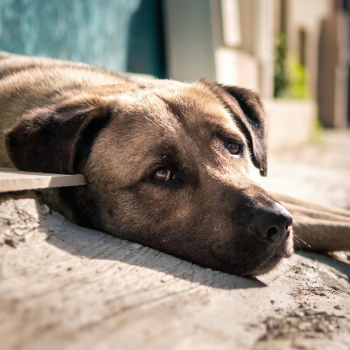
[[211, 83, 267, 176], [6, 98, 112, 174]]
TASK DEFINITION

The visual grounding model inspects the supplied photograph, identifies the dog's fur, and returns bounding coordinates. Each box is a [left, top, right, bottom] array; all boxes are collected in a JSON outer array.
[[1, 52, 350, 276]]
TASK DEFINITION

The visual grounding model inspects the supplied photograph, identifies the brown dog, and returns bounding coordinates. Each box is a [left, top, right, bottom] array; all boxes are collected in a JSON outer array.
[[0, 52, 349, 276]]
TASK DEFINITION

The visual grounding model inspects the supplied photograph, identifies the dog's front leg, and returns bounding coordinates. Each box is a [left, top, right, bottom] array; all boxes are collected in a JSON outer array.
[[272, 192, 350, 251]]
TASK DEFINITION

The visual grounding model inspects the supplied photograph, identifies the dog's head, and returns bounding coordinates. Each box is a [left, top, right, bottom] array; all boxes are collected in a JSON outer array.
[[6, 78, 293, 276]]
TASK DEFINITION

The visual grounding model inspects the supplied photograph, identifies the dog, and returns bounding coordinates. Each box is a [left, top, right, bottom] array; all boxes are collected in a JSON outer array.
[[1, 52, 349, 276]]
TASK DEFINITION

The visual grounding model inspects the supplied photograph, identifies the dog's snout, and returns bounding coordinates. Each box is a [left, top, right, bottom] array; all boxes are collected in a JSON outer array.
[[250, 203, 293, 244]]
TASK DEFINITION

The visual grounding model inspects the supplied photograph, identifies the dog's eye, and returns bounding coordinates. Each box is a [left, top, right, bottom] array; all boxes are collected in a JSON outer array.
[[227, 141, 242, 156], [151, 168, 176, 182]]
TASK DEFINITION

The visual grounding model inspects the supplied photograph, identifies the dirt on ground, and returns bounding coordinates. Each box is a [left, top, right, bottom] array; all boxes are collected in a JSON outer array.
[[255, 129, 350, 350]]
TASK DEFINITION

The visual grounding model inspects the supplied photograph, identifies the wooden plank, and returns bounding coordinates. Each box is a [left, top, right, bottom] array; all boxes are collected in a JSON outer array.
[[0, 168, 86, 193]]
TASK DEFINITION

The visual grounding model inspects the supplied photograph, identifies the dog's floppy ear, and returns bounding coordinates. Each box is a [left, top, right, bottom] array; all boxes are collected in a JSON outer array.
[[210, 82, 268, 176], [6, 98, 112, 174]]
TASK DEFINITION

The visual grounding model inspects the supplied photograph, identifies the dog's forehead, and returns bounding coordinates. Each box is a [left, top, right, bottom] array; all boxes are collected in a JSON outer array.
[[114, 81, 242, 134], [159, 84, 230, 121]]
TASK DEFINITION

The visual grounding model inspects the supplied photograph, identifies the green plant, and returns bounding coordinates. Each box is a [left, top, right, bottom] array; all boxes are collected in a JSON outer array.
[[274, 32, 289, 98], [281, 56, 311, 99], [311, 117, 324, 144], [274, 32, 311, 100]]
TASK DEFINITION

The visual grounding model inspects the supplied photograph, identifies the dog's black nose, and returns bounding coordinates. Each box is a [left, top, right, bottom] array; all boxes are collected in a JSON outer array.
[[250, 203, 292, 244]]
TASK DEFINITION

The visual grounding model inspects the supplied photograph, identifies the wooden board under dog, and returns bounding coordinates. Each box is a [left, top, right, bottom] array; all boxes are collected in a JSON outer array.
[[0, 168, 86, 193]]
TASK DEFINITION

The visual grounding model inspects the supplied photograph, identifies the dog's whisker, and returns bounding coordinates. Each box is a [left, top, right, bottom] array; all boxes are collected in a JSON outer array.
[[293, 233, 312, 248], [293, 235, 302, 243]]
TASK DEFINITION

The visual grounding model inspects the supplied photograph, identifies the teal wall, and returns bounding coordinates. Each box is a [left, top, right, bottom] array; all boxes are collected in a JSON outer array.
[[0, 0, 166, 77]]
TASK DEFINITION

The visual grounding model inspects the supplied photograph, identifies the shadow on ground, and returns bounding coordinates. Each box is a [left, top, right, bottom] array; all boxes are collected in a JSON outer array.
[[45, 211, 267, 291]]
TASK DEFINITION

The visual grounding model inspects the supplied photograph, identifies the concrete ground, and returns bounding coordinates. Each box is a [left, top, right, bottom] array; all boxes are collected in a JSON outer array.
[[257, 129, 350, 210], [0, 130, 350, 350]]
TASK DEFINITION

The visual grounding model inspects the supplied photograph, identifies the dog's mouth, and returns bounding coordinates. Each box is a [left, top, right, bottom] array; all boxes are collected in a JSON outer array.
[[213, 253, 284, 277], [248, 248, 293, 277], [211, 229, 294, 277], [213, 252, 289, 277]]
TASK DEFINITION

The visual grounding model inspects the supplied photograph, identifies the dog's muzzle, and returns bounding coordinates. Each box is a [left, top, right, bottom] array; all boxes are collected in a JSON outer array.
[[248, 202, 293, 247]]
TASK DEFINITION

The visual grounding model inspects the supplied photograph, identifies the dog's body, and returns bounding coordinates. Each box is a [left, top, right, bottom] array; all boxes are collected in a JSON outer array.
[[1, 52, 350, 276]]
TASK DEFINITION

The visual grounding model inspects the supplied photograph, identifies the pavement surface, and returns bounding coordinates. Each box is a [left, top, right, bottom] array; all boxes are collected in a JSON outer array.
[[258, 129, 350, 210]]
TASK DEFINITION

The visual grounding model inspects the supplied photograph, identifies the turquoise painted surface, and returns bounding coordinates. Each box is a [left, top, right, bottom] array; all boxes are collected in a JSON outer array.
[[127, 0, 166, 78], [0, 0, 165, 76]]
